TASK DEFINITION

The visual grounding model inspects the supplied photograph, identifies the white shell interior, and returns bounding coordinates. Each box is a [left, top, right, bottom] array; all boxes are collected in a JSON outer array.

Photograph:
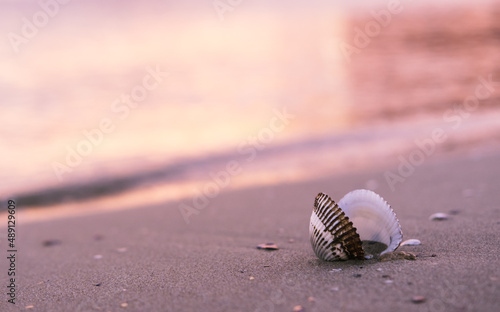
[[400, 238, 421, 246], [338, 189, 402, 255]]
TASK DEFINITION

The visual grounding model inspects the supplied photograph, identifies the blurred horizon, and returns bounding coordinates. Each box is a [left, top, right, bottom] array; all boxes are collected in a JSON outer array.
[[1, 0, 500, 219]]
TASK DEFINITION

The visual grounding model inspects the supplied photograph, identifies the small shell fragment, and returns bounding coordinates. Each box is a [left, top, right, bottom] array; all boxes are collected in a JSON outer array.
[[429, 213, 448, 221], [257, 243, 279, 250], [292, 305, 304, 312], [411, 296, 426, 303], [400, 239, 421, 246]]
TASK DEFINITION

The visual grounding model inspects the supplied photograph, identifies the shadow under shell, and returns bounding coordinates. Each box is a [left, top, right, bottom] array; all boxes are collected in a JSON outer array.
[[362, 241, 388, 257]]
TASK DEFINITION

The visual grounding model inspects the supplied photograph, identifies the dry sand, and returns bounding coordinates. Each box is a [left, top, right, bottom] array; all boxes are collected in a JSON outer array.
[[3, 149, 500, 312]]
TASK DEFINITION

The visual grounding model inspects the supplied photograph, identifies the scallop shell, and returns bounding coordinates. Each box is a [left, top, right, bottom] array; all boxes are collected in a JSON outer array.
[[310, 190, 402, 261], [309, 193, 364, 260]]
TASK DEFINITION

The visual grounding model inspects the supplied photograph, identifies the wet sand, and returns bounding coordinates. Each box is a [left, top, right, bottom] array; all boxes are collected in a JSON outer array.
[[5, 149, 500, 311]]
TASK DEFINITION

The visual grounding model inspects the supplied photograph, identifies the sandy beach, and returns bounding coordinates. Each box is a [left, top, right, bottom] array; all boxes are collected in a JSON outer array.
[[3, 148, 498, 312], [2, 1, 500, 311]]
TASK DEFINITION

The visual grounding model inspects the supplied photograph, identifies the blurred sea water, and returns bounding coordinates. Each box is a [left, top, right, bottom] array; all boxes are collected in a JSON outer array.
[[1, 0, 499, 218]]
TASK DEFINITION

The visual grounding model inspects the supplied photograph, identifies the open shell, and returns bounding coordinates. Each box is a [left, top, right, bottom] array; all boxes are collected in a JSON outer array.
[[310, 190, 402, 261]]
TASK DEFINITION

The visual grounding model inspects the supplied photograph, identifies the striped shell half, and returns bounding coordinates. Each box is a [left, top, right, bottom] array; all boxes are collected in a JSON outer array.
[[310, 193, 364, 260], [309, 190, 402, 261]]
